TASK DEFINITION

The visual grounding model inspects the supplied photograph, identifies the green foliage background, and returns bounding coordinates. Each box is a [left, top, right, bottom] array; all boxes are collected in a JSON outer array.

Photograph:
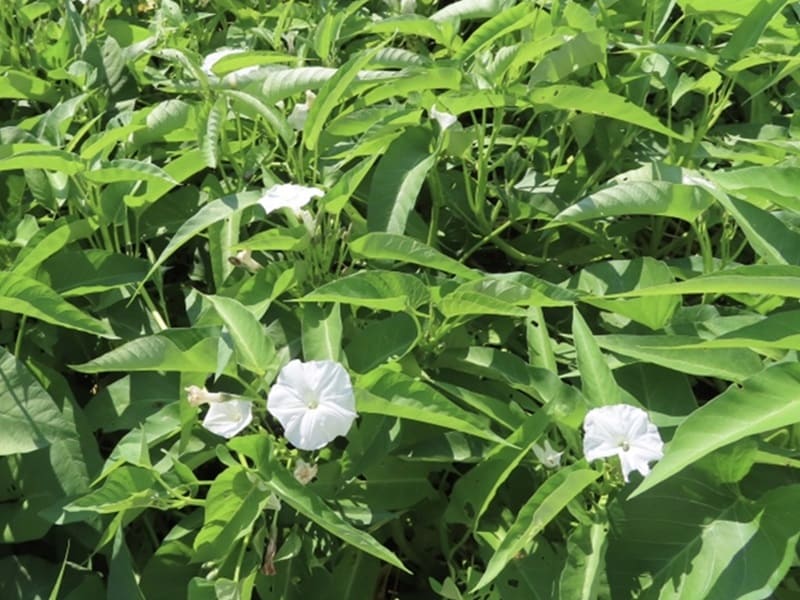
[[1, 0, 800, 598]]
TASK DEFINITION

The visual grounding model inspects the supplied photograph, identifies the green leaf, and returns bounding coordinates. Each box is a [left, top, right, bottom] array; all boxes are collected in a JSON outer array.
[[12, 217, 96, 276], [708, 165, 800, 212], [453, 272, 578, 307], [572, 308, 621, 407], [607, 265, 800, 299], [530, 85, 688, 140], [109, 528, 145, 600], [301, 303, 343, 362], [573, 257, 680, 330], [345, 313, 419, 373], [83, 159, 178, 185], [552, 181, 713, 224], [0, 272, 114, 337], [0, 349, 77, 456], [349, 233, 478, 280], [361, 67, 462, 106], [41, 250, 149, 296], [362, 15, 448, 45], [436, 347, 587, 428], [719, 0, 787, 60], [66, 466, 157, 513], [454, 3, 540, 63], [0, 69, 57, 103], [431, 0, 506, 22], [632, 362, 800, 497], [438, 290, 528, 318], [194, 466, 273, 562], [142, 190, 262, 285], [0, 150, 84, 175], [444, 411, 550, 525], [594, 334, 763, 381], [473, 465, 600, 590], [713, 194, 800, 264], [235, 66, 337, 103], [265, 460, 408, 573], [367, 127, 436, 234], [300, 270, 430, 311], [71, 329, 225, 374], [236, 226, 307, 252], [527, 29, 607, 86], [609, 475, 800, 600], [688, 310, 800, 351], [200, 99, 224, 169], [123, 149, 206, 209], [304, 48, 378, 151], [357, 369, 505, 444], [204, 295, 275, 375], [558, 519, 608, 600]]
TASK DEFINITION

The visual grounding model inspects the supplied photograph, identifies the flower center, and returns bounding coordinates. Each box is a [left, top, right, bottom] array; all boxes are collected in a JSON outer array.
[[619, 440, 630, 452], [305, 392, 320, 409]]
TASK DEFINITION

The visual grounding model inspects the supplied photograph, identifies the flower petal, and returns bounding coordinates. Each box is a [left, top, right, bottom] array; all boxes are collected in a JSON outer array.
[[202, 400, 253, 438], [430, 104, 458, 131], [258, 184, 324, 215], [582, 404, 664, 481], [267, 359, 358, 450]]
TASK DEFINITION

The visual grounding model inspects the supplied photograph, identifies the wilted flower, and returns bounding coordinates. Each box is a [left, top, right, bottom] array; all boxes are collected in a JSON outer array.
[[293, 458, 318, 485], [429, 104, 458, 131], [288, 90, 316, 131], [266, 493, 281, 511], [228, 249, 262, 273], [185, 386, 253, 438], [533, 439, 563, 469], [258, 183, 324, 216], [266, 359, 358, 451], [583, 404, 664, 482]]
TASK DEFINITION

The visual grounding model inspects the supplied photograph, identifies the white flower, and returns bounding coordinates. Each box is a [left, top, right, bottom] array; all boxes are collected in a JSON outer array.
[[201, 48, 245, 75], [258, 184, 324, 216], [266, 359, 358, 451], [288, 90, 316, 131], [583, 404, 664, 482], [533, 439, 563, 469], [293, 458, 318, 485], [430, 104, 458, 131], [202, 400, 253, 438], [185, 386, 253, 438]]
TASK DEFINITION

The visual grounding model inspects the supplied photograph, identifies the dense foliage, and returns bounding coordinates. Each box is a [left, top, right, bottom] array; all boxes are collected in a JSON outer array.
[[2, 0, 800, 598]]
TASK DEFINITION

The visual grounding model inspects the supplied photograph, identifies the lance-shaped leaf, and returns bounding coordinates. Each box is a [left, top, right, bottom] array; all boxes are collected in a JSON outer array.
[[472, 465, 599, 590], [632, 362, 800, 497], [0, 272, 113, 337]]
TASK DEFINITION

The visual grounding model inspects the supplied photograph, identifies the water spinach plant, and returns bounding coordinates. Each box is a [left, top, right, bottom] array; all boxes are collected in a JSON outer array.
[[1, 0, 800, 598]]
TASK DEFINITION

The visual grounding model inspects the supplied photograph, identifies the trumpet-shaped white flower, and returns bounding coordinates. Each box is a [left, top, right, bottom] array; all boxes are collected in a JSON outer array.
[[533, 439, 563, 469], [258, 184, 324, 216], [185, 386, 253, 438], [583, 404, 664, 482], [267, 359, 358, 451], [288, 90, 316, 131], [293, 458, 318, 485], [429, 104, 458, 131]]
